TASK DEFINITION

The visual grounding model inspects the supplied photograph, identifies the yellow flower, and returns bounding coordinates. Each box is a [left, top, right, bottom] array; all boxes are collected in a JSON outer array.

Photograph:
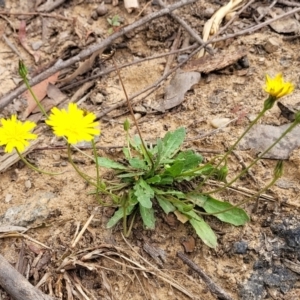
[[46, 103, 100, 144], [0, 115, 37, 153], [264, 73, 294, 99]]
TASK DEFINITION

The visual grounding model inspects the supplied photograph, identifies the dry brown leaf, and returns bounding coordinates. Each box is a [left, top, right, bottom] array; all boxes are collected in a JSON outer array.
[[22, 72, 59, 119], [181, 236, 196, 253], [60, 48, 103, 85], [174, 210, 189, 224], [32, 83, 67, 114]]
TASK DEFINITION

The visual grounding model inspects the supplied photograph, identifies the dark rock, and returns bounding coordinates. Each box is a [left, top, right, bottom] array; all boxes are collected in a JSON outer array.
[[233, 241, 248, 254]]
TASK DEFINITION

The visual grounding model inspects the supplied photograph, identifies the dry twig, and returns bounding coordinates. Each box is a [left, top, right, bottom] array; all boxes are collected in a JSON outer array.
[[177, 252, 234, 300], [0, 254, 56, 300], [0, 0, 197, 110]]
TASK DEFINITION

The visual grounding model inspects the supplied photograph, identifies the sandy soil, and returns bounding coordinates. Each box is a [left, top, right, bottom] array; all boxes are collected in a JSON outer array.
[[1, 0, 300, 299]]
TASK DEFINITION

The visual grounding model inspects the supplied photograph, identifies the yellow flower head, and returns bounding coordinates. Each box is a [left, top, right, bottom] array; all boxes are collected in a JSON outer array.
[[264, 73, 294, 99], [0, 115, 37, 153], [46, 103, 100, 144]]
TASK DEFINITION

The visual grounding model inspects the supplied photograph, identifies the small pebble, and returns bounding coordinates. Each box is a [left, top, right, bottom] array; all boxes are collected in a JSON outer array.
[[210, 118, 231, 128], [52, 154, 61, 161], [5, 194, 13, 203], [90, 93, 105, 104], [91, 11, 98, 20], [178, 54, 189, 63], [264, 37, 280, 53], [96, 2, 108, 16], [233, 241, 248, 254], [25, 180, 32, 189], [31, 41, 43, 51]]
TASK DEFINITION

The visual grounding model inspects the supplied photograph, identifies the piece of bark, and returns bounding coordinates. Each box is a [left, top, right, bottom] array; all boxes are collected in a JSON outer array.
[[183, 48, 248, 73], [0, 253, 56, 300], [0, 138, 40, 173]]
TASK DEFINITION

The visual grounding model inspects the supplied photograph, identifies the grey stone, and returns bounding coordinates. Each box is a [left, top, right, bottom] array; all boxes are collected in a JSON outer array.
[[0, 192, 56, 227], [233, 240, 248, 254]]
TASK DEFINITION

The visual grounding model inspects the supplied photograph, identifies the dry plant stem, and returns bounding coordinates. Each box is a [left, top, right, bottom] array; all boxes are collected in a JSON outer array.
[[163, 28, 182, 76], [217, 0, 256, 35], [0, 254, 56, 300], [207, 180, 275, 202], [0, 0, 197, 110], [255, 0, 277, 22], [0, 232, 51, 249], [2, 5, 299, 111], [36, 0, 67, 12], [2, 34, 22, 57], [112, 58, 154, 167], [177, 252, 233, 300], [157, 0, 214, 55], [61, 44, 198, 91], [96, 44, 204, 119], [121, 235, 196, 299], [71, 214, 94, 248], [277, 0, 300, 6], [0, 11, 73, 20]]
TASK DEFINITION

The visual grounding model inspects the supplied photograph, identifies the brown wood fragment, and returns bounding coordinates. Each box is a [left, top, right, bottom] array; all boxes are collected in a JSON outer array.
[[143, 242, 166, 267], [0, 253, 56, 300], [183, 48, 248, 73]]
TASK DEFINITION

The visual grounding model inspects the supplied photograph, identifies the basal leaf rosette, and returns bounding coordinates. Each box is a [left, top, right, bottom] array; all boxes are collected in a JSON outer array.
[[46, 103, 100, 144], [0, 115, 37, 153]]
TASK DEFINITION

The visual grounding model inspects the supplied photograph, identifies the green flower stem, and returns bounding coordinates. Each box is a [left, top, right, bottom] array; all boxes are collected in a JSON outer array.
[[92, 140, 101, 191], [16, 149, 63, 175], [178, 164, 215, 178], [20, 65, 95, 162], [205, 120, 298, 195], [22, 77, 48, 118], [198, 97, 275, 190], [67, 144, 113, 198]]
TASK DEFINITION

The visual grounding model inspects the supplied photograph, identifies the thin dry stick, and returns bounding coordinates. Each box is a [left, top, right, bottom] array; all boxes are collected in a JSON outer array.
[[0, 11, 73, 21], [157, 0, 214, 55], [177, 252, 234, 300], [71, 214, 94, 248], [36, 0, 67, 12], [121, 234, 197, 299], [94, 7, 300, 119], [255, 0, 277, 22], [96, 44, 203, 119], [61, 44, 198, 91], [277, 0, 300, 7], [0, 0, 197, 110], [163, 27, 182, 76], [2, 34, 22, 57]]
